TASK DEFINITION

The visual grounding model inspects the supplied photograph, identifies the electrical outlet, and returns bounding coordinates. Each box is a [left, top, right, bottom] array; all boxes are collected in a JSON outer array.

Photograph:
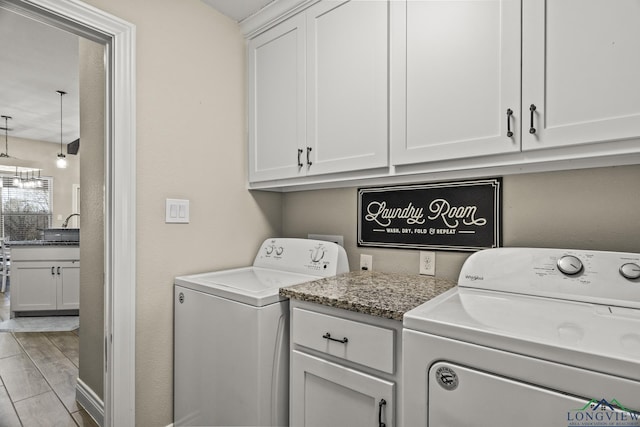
[[308, 234, 344, 247], [360, 254, 373, 271], [420, 251, 435, 275]]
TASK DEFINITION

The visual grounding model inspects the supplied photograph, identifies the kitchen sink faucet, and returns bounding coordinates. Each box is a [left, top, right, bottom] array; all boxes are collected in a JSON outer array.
[[62, 213, 80, 228]]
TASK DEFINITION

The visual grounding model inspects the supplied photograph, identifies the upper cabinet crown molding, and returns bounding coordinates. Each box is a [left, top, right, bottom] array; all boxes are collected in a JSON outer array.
[[240, 0, 319, 38]]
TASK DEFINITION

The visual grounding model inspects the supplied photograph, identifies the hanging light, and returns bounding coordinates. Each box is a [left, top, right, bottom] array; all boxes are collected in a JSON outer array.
[[56, 90, 68, 169], [12, 166, 20, 187], [1, 115, 11, 158]]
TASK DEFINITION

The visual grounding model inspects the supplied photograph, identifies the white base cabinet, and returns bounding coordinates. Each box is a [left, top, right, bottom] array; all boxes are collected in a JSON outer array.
[[289, 300, 402, 427], [291, 351, 394, 427], [11, 246, 80, 315]]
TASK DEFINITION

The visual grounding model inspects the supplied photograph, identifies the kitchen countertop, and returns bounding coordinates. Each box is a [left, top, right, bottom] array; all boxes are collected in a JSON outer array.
[[280, 270, 457, 321], [9, 240, 79, 247]]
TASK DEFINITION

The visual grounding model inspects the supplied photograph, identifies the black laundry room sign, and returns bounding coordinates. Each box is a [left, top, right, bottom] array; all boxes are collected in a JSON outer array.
[[357, 178, 502, 251]]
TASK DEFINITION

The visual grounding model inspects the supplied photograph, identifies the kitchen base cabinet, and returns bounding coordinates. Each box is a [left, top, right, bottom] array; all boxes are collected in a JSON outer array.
[[10, 246, 80, 315], [291, 350, 393, 427], [289, 300, 402, 427]]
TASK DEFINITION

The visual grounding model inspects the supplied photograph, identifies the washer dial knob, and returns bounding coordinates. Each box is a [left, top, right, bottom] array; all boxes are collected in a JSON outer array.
[[557, 255, 583, 276], [275, 246, 284, 256], [311, 247, 326, 263], [265, 245, 274, 255], [620, 263, 640, 280]]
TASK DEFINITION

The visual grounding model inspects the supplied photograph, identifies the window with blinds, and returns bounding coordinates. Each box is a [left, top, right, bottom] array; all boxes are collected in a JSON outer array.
[[0, 175, 53, 241]]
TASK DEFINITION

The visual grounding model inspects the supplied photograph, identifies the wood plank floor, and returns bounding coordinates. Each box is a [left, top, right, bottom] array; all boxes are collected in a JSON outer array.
[[0, 288, 98, 427]]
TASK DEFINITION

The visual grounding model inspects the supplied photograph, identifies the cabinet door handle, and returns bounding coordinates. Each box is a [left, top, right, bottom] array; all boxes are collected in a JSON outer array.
[[506, 109, 513, 137], [529, 104, 537, 134], [51, 267, 55, 275], [297, 149, 303, 167], [306, 147, 312, 166], [322, 332, 348, 344], [378, 398, 387, 427], [57, 266, 61, 275]]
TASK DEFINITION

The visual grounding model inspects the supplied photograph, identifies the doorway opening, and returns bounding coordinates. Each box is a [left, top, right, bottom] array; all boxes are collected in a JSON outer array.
[[0, 1, 136, 426]]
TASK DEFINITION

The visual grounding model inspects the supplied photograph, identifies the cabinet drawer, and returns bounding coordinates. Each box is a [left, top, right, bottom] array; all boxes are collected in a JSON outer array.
[[292, 308, 395, 374]]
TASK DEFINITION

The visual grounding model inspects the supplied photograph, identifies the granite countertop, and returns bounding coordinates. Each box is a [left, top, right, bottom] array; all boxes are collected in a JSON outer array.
[[9, 240, 79, 247], [280, 270, 457, 321]]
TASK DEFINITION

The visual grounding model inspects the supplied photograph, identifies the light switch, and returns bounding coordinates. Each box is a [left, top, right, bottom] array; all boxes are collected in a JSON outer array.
[[166, 199, 189, 223]]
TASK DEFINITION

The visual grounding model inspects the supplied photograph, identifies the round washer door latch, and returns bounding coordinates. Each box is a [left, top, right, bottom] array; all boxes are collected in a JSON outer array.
[[178, 292, 185, 304], [435, 365, 459, 391]]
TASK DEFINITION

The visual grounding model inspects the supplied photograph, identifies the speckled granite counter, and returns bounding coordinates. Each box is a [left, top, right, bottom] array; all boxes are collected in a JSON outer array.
[[9, 240, 79, 247], [280, 271, 457, 321]]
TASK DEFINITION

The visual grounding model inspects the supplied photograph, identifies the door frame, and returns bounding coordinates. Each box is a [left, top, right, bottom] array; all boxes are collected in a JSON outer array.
[[0, 1, 137, 426]]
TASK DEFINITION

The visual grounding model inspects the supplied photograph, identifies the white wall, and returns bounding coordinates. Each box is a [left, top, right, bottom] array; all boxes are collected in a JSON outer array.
[[283, 165, 640, 281], [78, 0, 282, 425]]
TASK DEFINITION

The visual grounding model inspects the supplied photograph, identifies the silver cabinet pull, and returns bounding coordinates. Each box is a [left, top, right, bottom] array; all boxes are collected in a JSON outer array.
[[529, 104, 537, 134], [322, 332, 348, 344], [506, 109, 513, 137]]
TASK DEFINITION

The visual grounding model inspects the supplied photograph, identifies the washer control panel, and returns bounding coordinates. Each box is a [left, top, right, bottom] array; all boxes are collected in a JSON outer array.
[[458, 248, 640, 309], [254, 238, 349, 277]]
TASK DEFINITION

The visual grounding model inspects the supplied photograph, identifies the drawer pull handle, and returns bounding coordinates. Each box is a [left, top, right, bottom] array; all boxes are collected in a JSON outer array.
[[506, 108, 513, 137], [322, 332, 348, 344], [378, 398, 387, 427], [529, 104, 537, 134], [51, 267, 55, 275]]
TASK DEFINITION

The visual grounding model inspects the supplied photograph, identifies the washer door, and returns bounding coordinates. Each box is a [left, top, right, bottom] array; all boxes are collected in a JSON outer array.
[[429, 362, 635, 427]]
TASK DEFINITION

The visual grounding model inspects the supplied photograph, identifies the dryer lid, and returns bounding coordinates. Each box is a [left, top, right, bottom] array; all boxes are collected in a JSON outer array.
[[404, 287, 640, 381]]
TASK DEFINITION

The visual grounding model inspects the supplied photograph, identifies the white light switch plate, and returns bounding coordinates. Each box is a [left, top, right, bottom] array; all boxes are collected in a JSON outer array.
[[166, 199, 189, 223]]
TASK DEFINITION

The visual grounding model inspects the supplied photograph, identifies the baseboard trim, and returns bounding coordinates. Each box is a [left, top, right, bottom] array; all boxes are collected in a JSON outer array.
[[76, 378, 105, 427]]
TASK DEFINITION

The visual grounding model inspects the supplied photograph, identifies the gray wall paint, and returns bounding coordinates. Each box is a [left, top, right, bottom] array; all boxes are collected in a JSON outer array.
[[78, 37, 105, 399], [283, 165, 640, 281]]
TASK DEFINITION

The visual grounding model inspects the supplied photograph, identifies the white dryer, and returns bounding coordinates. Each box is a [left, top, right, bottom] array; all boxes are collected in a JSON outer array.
[[403, 248, 640, 427], [174, 238, 349, 427]]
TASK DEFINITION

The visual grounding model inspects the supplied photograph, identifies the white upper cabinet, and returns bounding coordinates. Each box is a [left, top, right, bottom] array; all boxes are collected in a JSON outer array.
[[248, 15, 306, 182], [391, 0, 522, 165], [522, 0, 640, 151], [305, 0, 389, 175], [248, 0, 389, 184]]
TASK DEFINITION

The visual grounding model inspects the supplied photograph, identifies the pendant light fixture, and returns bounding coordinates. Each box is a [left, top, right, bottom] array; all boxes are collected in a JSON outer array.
[[1, 115, 11, 158], [56, 90, 68, 169]]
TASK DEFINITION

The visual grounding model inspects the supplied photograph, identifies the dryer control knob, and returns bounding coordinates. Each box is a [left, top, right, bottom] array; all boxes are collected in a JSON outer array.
[[275, 246, 284, 256], [557, 255, 583, 276], [619, 263, 640, 280], [265, 245, 274, 255], [311, 247, 325, 263]]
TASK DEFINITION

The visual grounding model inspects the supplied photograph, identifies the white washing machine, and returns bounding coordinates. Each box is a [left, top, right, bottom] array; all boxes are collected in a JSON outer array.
[[403, 247, 640, 427], [174, 238, 349, 427]]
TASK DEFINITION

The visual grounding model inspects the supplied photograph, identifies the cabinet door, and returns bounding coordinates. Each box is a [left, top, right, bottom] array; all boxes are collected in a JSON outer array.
[[522, 0, 640, 151], [306, 0, 388, 175], [11, 262, 57, 311], [291, 350, 394, 427], [248, 14, 306, 182], [57, 262, 80, 310], [391, 0, 521, 165]]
